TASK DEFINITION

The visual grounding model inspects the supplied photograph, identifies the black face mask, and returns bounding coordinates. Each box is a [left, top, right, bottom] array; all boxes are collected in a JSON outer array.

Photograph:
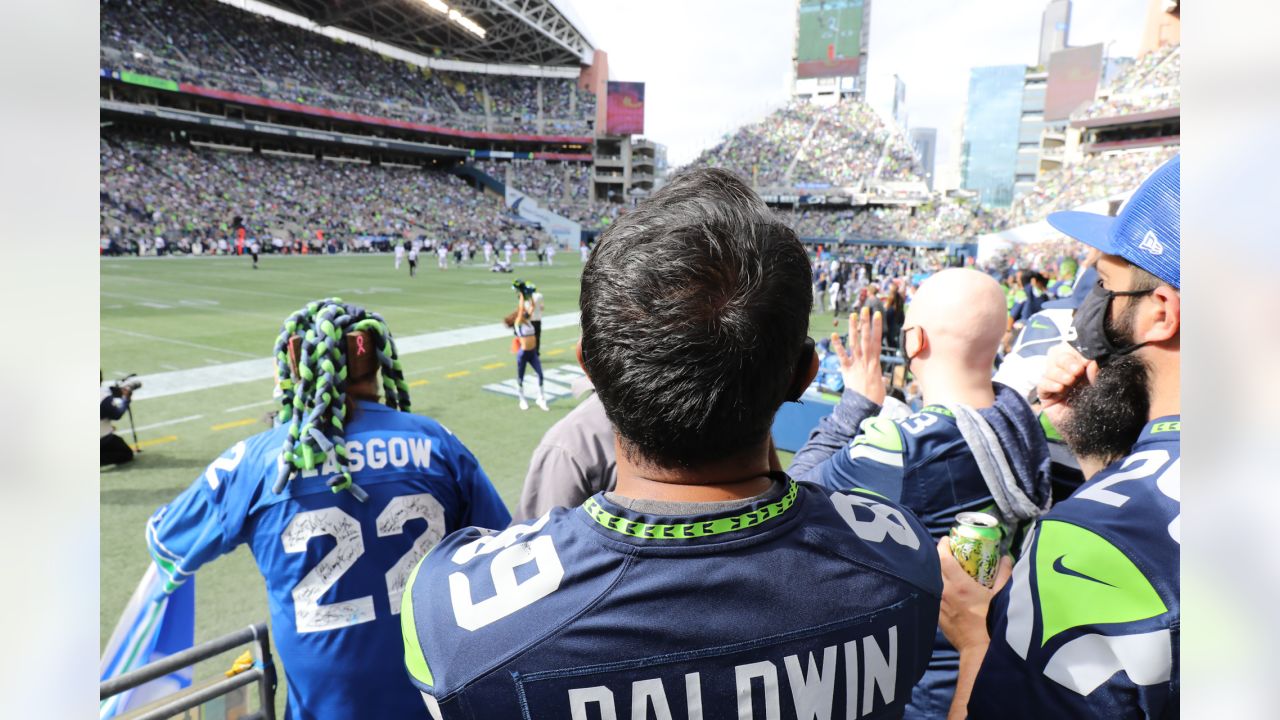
[[1069, 282, 1154, 365]]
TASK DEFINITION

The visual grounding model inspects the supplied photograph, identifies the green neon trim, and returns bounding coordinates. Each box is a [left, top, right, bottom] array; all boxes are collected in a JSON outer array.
[[401, 555, 434, 686], [1035, 521, 1167, 647], [849, 487, 889, 500], [1039, 412, 1064, 442], [119, 601, 165, 676], [1030, 319, 1052, 331], [119, 71, 179, 92], [583, 481, 799, 539], [852, 417, 904, 452], [920, 405, 955, 418], [1150, 421, 1180, 434]]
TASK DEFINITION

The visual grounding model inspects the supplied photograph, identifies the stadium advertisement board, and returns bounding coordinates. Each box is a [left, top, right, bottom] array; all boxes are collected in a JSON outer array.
[[1044, 43, 1104, 121], [605, 81, 645, 136], [119, 71, 180, 92], [796, 0, 865, 79]]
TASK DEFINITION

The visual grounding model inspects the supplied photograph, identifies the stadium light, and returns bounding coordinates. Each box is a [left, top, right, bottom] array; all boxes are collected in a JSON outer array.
[[416, 0, 486, 39]]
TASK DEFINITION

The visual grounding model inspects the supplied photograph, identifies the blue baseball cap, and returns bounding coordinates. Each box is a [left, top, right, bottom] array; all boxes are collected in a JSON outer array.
[[1047, 154, 1180, 289]]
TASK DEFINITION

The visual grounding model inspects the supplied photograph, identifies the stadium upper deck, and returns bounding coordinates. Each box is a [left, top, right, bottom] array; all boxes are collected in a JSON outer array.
[[100, 0, 598, 138]]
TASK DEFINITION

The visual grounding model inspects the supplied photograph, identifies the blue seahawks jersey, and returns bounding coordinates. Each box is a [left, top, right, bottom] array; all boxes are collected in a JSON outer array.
[[402, 478, 941, 719], [146, 400, 511, 720], [792, 385, 1050, 718], [971, 417, 1180, 718], [800, 386, 1050, 540]]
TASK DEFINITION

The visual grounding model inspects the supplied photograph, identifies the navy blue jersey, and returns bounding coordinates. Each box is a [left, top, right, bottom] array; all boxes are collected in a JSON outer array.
[[402, 478, 941, 719], [971, 417, 1180, 718], [793, 386, 1049, 539], [146, 400, 510, 720], [789, 385, 1050, 718]]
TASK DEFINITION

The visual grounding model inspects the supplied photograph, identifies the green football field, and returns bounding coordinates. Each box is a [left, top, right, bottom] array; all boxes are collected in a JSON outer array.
[[100, 251, 822, 707]]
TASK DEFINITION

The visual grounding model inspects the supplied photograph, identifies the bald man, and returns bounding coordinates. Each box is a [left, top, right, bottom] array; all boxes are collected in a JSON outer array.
[[790, 268, 1052, 720]]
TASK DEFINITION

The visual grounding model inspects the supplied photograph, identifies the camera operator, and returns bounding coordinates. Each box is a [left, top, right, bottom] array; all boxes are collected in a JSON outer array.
[[100, 373, 137, 466]]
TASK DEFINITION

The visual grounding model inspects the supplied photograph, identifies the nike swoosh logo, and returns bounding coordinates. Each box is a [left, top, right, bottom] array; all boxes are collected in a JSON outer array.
[[1052, 555, 1116, 587]]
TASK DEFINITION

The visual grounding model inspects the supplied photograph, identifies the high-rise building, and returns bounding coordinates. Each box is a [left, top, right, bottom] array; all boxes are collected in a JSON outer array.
[[1039, 0, 1071, 67], [909, 127, 937, 190], [961, 65, 1025, 207], [1015, 68, 1048, 199]]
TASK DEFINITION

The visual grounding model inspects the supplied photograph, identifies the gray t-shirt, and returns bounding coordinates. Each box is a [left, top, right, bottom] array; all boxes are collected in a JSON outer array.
[[514, 392, 617, 521]]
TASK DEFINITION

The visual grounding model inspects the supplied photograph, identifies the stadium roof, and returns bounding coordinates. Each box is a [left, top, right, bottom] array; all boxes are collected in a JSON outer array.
[[258, 0, 594, 67]]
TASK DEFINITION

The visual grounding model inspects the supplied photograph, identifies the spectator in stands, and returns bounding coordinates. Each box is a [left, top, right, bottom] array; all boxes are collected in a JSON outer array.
[[143, 299, 510, 718], [790, 269, 1052, 719], [940, 155, 1181, 718], [402, 167, 941, 719]]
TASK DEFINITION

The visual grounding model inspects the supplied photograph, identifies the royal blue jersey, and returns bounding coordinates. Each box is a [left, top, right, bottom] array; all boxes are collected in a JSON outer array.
[[146, 400, 511, 720], [970, 417, 1180, 718], [402, 478, 941, 719]]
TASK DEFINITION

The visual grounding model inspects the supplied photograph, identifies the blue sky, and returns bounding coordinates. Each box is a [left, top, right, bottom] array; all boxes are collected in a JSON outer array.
[[558, 0, 1151, 174]]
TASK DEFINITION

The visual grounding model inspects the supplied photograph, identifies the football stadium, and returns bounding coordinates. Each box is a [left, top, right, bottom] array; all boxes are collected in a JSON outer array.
[[99, 0, 1182, 717]]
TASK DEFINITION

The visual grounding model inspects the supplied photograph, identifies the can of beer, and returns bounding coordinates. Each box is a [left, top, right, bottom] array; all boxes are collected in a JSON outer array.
[[950, 512, 1003, 588]]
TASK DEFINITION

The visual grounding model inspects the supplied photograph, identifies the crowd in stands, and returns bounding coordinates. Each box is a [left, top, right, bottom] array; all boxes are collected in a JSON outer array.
[[787, 199, 998, 243], [473, 159, 609, 227], [99, 0, 595, 134], [686, 100, 923, 190], [1074, 44, 1180, 121], [1002, 145, 1178, 227], [100, 132, 512, 254]]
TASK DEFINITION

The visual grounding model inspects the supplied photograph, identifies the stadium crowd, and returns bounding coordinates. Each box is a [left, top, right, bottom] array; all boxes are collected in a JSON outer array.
[[119, 157, 1180, 719], [686, 99, 922, 189], [100, 133, 513, 254], [99, 0, 595, 134], [472, 159, 603, 226], [788, 199, 999, 243], [1002, 145, 1178, 227], [1074, 44, 1181, 121]]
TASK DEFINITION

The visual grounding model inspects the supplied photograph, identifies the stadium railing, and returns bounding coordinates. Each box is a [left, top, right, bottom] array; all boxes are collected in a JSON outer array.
[[100, 623, 277, 720]]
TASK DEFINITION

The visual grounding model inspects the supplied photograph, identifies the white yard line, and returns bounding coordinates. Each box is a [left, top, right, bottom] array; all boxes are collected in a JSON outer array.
[[223, 399, 279, 413], [130, 414, 204, 432], [102, 326, 258, 359], [132, 312, 581, 400]]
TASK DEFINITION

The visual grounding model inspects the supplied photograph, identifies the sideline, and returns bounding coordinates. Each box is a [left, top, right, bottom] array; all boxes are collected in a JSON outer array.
[[132, 312, 580, 399]]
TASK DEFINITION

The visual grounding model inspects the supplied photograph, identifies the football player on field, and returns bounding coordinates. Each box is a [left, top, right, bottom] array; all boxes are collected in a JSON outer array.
[[401, 168, 941, 719], [939, 154, 1181, 718], [145, 299, 510, 719]]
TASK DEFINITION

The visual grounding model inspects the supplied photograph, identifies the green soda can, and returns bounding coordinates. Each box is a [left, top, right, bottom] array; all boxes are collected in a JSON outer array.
[[950, 512, 1003, 588]]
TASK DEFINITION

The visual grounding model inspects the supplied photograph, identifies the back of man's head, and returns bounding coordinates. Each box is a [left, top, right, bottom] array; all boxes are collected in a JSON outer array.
[[580, 168, 812, 469], [907, 268, 1007, 377]]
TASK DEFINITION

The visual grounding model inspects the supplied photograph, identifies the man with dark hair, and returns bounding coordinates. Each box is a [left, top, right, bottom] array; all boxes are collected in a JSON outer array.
[[938, 154, 1181, 718], [401, 168, 941, 719]]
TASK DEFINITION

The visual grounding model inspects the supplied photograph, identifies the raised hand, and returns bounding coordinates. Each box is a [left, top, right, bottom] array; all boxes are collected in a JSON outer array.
[[830, 306, 886, 405]]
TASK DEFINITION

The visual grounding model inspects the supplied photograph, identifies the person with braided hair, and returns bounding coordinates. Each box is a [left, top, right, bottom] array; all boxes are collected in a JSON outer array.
[[143, 298, 510, 719]]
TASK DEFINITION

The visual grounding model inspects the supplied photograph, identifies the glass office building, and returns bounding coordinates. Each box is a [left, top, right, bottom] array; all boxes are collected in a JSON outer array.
[[961, 65, 1025, 207]]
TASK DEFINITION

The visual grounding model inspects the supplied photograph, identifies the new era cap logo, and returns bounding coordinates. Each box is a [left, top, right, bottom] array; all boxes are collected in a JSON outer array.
[[1138, 230, 1164, 256]]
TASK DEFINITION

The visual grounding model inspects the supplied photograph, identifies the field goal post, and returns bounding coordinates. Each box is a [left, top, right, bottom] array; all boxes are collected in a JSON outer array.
[[100, 622, 277, 720]]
